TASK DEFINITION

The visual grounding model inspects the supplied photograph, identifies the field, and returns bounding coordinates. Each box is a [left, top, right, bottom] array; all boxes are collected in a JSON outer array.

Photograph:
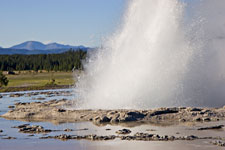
[[0, 71, 77, 92]]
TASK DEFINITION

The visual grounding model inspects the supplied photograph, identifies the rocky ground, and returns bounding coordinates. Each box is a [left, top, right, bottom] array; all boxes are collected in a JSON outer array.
[[39, 132, 225, 144], [1, 99, 225, 125], [7, 90, 73, 98], [1, 122, 225, 147], [1, 98, 225, 147]]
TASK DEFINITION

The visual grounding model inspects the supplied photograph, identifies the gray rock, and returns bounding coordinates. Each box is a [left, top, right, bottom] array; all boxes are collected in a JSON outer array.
[[2, 136, 17, 139], [212, 140, 225, 147], [101, 116, 111, 122], [36, 97, 46, 100], [184, 135, 198, 140], [10, 93, 24, 97], [179, 118, 186, 122], [146, 129, 156, 131], [125, 111, 146, 121], [116, 129, 131, 134], [28, 134, 34, 136], [56, 109, 66, 112], [152, 134, 160, 139], [195, 117, 202, 122], [110, 117, 119, 123], [93, 116, 111, 124], [203, 118, 211, 122], [12, 124, 30, 128], [8, 105, 15, 109], [191, 108, 202, 112], [106, 128, 111, 131], [64, 128, 73, 132], [15, 124, 52, 133], [198, 125, 224, 130], [149, 108, 179, 117], [168, 136, 176, 140]]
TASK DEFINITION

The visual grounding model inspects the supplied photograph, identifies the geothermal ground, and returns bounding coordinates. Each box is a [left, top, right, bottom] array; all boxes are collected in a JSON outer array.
[[2, 98, 225, 125], [1, 89, 225, 149]]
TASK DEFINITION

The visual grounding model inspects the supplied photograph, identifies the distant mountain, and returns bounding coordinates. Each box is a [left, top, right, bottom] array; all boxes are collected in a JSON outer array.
[[10, 41, 85, 50], [45, 42, 86, 50], [0, 48, 90, 55], [0, 41, 89, 55], [11, 41, 46, 50]]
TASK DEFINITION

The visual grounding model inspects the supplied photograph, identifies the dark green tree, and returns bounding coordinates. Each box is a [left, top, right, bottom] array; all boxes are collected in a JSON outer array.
[[0, 49, 87, 72], [0, 72, 9, 87]]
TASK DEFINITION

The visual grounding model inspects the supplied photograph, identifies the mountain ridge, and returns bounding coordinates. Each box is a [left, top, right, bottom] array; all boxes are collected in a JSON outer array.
[[0, 41, 89, 55], [10, 41, 85, 50]]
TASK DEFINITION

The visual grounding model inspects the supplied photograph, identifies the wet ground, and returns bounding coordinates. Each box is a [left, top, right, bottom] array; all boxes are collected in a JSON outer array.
[[0, 89, 225, 150]]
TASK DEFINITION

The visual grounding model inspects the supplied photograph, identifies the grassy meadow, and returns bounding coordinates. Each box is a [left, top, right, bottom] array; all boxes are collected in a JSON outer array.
[[0, 71, 77, 92]]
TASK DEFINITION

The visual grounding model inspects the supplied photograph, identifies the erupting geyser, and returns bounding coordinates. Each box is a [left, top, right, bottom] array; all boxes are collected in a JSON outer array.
[[74, 0, 225, 109]]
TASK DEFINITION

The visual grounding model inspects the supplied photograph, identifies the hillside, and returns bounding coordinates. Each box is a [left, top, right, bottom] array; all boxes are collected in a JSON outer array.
[[0, 41, 89, 55]]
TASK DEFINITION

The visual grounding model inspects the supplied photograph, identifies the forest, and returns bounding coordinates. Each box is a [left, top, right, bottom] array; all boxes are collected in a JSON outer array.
[[0, 49, 87, 71]]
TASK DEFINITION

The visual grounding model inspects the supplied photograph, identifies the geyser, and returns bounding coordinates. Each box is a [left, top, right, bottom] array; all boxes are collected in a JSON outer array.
[[74, 0, 225, 109]]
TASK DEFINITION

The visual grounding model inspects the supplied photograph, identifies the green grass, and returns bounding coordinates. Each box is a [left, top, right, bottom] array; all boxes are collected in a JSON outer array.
[[0, 71, 77, 92], [6, 71, 75, 87]]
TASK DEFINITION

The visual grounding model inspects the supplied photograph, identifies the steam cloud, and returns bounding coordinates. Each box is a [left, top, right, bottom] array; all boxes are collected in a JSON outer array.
[[74, 0, 225, 109]]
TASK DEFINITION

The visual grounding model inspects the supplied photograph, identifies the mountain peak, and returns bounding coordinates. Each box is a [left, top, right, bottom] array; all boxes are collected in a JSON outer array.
[[10, 41, 45, 50], [10, 41, 83, 50]]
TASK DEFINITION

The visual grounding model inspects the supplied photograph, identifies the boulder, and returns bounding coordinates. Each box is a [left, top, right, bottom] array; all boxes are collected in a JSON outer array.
[[149, 108, 179, 117], [116, 129, 131, 134], [198, 125, 224, 130]]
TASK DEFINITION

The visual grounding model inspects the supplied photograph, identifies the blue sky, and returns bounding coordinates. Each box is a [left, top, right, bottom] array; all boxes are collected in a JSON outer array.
[[0, 0, 125, 48]]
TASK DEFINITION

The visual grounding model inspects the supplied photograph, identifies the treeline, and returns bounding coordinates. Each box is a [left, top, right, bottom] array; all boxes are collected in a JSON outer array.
[[0, 49, 87, 71]]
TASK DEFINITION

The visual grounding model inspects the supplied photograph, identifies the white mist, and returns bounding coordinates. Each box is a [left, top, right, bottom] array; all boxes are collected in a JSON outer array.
[[74, 0, 225, 109]]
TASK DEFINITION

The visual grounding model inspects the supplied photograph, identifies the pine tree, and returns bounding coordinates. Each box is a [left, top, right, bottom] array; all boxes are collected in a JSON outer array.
[[0, 72, 9, 87]]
